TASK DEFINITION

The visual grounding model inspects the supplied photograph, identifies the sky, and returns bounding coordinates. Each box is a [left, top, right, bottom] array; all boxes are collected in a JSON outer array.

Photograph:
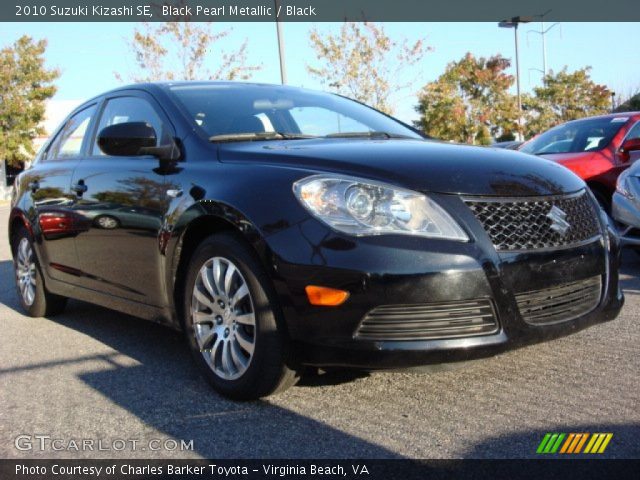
[[1, 22, 639, 124]]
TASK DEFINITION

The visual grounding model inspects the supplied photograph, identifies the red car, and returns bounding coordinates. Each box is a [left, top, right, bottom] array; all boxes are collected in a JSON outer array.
[[519, 112, 640, 211]]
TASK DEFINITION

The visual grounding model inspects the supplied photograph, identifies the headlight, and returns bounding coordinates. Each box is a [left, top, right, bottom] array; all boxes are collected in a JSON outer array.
[[616, 169, 632, 198], [293, 174, 469, 240]]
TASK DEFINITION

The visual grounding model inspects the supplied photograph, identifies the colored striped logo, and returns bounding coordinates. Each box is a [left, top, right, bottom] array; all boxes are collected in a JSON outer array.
[[536, 433, 613, 454]]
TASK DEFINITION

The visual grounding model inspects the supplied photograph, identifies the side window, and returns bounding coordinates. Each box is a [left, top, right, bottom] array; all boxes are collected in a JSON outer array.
[[46, 105, 96, 160], [625, 122, 640, 142], [288, 106, 369, 136], [92, 96, 170, 156]]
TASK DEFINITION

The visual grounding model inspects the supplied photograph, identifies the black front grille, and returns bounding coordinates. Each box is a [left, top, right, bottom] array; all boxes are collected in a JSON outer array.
[[515, 276, 602, 325], [354, 299, 499, 341], [465, 190, 601, 251]]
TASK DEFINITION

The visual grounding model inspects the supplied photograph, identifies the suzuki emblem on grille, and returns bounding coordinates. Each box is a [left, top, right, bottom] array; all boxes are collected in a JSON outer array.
[[546, 205, 571, 235]]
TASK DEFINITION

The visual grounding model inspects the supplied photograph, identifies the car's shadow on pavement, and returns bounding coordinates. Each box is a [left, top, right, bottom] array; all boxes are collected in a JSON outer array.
[[0, 259, 398, 459]]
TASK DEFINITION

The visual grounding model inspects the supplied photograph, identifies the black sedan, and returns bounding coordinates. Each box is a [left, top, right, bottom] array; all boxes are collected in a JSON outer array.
[[9, 82, 623, 399]]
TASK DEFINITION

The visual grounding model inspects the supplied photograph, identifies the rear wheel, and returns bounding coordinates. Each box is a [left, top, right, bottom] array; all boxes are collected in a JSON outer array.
[[12, 226, 67, 317], [183, 232, 299, 400]]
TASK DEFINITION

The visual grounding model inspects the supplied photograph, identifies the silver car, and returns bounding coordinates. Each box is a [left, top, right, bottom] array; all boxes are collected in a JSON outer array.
[[613, 161, 640, 250]]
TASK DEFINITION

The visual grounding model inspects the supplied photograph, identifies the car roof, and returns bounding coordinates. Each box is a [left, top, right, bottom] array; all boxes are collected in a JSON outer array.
[[116, 80, 307, 95], [564, 111, 640, 123], [69, 81, 319, 115]]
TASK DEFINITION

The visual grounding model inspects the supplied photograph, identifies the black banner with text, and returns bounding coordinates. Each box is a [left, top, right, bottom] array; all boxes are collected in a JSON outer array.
[[6, 0, 640, 22]]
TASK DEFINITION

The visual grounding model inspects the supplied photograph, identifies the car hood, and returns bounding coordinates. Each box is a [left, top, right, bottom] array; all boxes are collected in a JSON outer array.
[[218, 138, 585, 196]]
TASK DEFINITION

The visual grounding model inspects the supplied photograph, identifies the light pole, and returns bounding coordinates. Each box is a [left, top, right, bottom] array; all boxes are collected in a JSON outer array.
[[611, 92, 616, 112], [499, 16, 533, 141], [274, 0, 287, 84]]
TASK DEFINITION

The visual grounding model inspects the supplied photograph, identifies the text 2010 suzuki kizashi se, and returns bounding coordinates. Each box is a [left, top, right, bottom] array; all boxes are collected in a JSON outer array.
[[10, 82, 623, 399]]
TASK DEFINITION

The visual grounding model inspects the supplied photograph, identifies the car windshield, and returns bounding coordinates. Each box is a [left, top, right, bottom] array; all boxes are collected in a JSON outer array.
[[167, 84, 423, 141], [520, 117, 627, 155]]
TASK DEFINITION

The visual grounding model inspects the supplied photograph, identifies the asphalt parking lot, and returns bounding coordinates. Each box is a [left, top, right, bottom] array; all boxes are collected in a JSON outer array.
[[0, 203, 638, 459]]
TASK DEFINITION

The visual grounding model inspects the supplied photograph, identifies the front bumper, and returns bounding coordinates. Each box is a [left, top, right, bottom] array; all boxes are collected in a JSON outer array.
[[265, 193, 624, 370], [612, 190, 640, 246]]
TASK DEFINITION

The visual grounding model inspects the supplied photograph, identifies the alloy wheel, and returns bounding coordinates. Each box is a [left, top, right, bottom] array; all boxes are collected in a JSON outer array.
[[16, 238, 36, 306], [97, 216, 118, 229], [191, 256, 256, 380]]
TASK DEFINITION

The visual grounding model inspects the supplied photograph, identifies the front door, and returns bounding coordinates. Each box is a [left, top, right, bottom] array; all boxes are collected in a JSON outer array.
[[70, 93, 174, 306]]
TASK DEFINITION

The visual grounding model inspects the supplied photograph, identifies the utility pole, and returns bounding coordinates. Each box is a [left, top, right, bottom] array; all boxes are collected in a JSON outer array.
[[527, 10, 560, 80], [514, 24, 521, 116], [274, 0, 287, 84]]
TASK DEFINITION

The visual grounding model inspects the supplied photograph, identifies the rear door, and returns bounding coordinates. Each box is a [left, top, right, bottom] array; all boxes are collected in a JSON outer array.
[[70, 91, 174, 306], [25, 104, 97, 284]]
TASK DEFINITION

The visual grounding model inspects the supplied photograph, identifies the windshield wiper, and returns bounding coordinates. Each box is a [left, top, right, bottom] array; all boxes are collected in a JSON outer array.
[[209, 132, 317, 143], [324, 131, 415, 140]]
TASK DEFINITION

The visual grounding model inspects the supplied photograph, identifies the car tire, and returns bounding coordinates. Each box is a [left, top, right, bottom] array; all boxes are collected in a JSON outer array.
[[183, 232, 299, 400], [12, 225, 67, 317]]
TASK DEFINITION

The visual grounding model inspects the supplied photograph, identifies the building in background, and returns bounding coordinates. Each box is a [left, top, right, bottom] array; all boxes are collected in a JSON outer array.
[[1, 100, 80, 201]]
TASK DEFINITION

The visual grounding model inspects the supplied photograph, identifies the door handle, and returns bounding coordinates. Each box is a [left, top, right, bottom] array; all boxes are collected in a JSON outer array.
[[72, 181, 88, 195]]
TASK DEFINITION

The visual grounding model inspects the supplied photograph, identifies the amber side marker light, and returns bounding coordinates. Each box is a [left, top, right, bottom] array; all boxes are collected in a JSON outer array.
[[305, 285, 350, 306]]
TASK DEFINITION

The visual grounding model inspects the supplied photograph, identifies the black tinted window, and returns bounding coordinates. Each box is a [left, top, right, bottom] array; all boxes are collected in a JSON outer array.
[[46, 105, 96, 160], [169, 84, 422, 139], [93, 96, 169, 156]]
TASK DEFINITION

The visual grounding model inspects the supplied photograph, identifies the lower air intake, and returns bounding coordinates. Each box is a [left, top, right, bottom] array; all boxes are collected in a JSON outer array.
[[515, 276, 602, 325], [354, 299, 499, 341]]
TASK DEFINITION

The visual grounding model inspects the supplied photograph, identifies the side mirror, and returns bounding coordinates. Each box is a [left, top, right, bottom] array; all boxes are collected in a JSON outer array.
[[619, 137, 640, 161], [97, 122, 180, 163], [98, 122, 157, 156]]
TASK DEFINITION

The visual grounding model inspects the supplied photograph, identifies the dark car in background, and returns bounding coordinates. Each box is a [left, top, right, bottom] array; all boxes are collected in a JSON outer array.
[[519, 112, 640, 211], [9, 82, 623, 399]]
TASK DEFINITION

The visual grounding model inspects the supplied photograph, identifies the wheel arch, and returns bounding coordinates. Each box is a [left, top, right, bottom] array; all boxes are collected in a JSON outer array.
[[8, 209, 34, 255], [167, 203, 276, 331]]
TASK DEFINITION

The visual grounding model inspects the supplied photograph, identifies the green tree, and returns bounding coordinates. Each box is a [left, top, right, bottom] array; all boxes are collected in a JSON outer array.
[[307, 22, 430, 114], [117, 22, 261, 82], [0, 36, 59, 167], [415, 53, 518, 145], [523, 67, 611, 138]]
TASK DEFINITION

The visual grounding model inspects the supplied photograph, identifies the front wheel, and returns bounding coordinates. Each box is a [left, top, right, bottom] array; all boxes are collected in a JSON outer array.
[[183, 232, 299, 400], [12, 225, 67, 317]]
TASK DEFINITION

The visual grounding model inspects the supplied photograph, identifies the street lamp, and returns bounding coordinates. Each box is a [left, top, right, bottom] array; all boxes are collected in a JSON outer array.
[[499, 16, 533, 140]]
